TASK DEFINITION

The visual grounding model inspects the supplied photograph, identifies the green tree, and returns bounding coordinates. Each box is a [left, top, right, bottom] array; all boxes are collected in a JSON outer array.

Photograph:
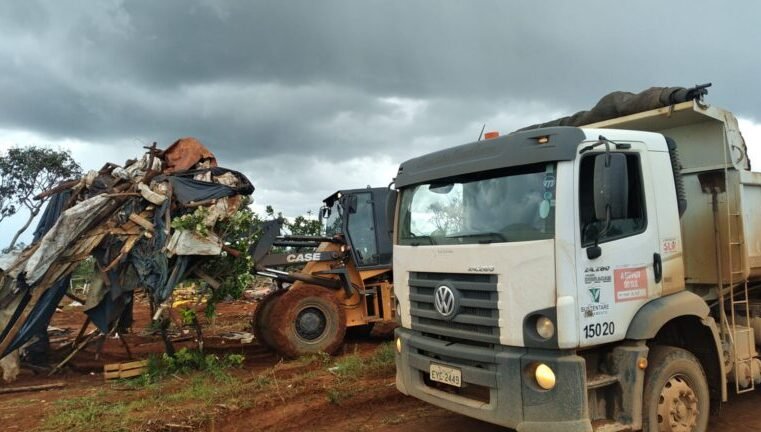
[[0, 146, 82, 249], [287, 211, 322, 236], [194, 205, 322, 315], [199, 204, 263, 315]]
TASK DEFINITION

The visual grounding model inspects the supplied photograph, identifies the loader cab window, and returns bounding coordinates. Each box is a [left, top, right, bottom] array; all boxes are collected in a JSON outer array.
[[323, 203, 343, 237], [579, 153, 646, 246], [347, 192, 379, 266]]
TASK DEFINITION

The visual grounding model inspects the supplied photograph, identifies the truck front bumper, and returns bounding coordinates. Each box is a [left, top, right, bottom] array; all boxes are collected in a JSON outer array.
[[395, 328, 592, 432]]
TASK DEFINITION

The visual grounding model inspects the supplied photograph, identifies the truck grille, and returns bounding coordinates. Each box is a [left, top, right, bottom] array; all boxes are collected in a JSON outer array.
[[408, 272, 499, 344]]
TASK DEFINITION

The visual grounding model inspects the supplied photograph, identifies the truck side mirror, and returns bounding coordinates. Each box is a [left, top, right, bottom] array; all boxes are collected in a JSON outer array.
[[385, 190, 398, 241], [593, 153, 628, 222]]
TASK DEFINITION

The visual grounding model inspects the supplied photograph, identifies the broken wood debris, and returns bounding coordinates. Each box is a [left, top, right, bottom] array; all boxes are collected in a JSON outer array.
[[0, 382, 66, 395], [104, 359, 149, 380], [0, 136, 255, 374]]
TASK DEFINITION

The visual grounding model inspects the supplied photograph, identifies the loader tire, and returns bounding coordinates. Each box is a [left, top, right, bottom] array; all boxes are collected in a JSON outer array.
[[643, 346, 709, 432], [268, 285, 346, 358], [252, 289, 286, 350]]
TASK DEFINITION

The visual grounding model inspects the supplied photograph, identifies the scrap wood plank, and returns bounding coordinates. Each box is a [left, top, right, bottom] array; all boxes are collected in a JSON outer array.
[[0, 382, 66, 395], [102, 234, 141, 272], [128, 213, 155, 232], [104, 359, 149, 380]]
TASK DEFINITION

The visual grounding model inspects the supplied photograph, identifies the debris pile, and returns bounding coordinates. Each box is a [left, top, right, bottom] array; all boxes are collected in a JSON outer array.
[[0, 138, 254, 369]]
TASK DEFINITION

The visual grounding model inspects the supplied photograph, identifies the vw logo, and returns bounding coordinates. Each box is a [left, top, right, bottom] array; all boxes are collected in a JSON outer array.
[[434, 285, 458, 319]]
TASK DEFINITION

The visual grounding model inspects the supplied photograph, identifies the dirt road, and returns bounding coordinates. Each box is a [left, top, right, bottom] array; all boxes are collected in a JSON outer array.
[[2, 299, 760, 431]]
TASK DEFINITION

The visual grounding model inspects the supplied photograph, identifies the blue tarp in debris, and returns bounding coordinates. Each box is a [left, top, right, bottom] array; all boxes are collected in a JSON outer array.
[[1, 191, 71, 357]]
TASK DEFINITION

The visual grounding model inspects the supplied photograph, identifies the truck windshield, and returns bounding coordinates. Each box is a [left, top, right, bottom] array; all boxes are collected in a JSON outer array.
[[398, 163, 556, 245], [323, 203, 343, 236]]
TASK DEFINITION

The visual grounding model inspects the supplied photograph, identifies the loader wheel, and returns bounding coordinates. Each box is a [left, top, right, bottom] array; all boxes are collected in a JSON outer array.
[[268, 285, 346, 358], [252, 290, 286, 350], [643, 346, 709, 432]]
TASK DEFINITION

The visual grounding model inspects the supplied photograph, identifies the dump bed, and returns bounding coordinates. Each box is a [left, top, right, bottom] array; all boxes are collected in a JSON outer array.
[[585, 101, 759, 287]]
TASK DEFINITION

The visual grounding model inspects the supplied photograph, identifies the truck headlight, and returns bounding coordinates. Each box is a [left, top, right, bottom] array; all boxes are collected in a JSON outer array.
[[534, 363, 556, 390], [396, 337, 402, 353], [535, 316, 555, 340]]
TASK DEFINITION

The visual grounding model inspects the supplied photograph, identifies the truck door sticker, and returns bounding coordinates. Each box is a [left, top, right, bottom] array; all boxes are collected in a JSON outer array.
[[539, 164, 555, 220], [614, 267, 648, 302], [662, 238, 678, 254], [581, 266, 612, 318]]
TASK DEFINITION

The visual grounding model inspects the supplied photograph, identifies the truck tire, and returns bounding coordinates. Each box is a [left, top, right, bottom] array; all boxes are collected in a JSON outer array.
[[643, 346, 709, 432], [267, 285, 346, 358], [252, 289, 286, 350]]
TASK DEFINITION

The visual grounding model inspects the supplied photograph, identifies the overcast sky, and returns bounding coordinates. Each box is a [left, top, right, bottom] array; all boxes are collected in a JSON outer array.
[[1, 1, 760, 246]]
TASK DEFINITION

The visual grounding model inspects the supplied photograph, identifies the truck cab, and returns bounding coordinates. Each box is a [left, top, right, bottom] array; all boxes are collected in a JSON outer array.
[[393, 93, 754, 432]]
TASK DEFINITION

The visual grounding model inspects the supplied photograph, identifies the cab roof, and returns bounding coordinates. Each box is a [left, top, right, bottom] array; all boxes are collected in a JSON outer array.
[[394, 127, 585, 188]]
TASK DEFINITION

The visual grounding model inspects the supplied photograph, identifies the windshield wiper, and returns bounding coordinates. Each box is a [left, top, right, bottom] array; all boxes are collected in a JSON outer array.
[[409, 235, 436, 246]]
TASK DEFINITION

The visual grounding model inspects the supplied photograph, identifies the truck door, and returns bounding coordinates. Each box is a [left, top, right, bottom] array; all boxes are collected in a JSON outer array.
[[575, 144, 662, 347]]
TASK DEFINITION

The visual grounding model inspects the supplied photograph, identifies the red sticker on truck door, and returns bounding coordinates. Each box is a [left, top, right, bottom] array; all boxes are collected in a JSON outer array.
[[614, 267, 648, 302]]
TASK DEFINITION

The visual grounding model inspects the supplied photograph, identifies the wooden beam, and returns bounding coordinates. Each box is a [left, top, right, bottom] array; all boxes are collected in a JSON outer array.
[[0, 382, 66, 395]]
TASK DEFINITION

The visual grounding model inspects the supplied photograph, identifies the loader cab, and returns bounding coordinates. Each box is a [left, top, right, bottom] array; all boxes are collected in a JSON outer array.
[[320, 187, 394, 269]]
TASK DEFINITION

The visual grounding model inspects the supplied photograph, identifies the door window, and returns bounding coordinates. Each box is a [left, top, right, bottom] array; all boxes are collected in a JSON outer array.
[[579, 153, 647, 246], [347, 192, 379, 266]]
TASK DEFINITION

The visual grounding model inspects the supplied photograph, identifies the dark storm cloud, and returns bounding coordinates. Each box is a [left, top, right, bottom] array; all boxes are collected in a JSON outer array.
[[1, 0, 760, 248], [1, 0, 760, 227], [2, 0, 760, 152]]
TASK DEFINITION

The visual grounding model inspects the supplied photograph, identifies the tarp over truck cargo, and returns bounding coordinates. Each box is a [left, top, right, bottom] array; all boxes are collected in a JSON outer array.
[[518, 85, 711, 131]]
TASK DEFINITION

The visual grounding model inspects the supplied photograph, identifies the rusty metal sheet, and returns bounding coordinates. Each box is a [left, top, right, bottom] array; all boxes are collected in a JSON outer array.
[[162, 137, 217, 173]]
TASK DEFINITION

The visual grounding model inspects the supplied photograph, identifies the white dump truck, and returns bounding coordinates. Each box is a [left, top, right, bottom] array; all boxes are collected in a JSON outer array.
[[391, 85, 761, 431]]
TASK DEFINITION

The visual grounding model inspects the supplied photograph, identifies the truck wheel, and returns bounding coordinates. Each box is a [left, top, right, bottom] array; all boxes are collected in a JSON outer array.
[[252, 290, 285, 350], [268, 285, 346, 358], [643, 346, 709, 432]]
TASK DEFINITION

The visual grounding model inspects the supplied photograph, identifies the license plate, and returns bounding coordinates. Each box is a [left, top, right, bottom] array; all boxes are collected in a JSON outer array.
[[430, 363, 462, 388]]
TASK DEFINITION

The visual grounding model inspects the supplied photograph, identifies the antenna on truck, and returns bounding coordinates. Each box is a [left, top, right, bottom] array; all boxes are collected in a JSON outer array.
[[477, 124, 486, 141]]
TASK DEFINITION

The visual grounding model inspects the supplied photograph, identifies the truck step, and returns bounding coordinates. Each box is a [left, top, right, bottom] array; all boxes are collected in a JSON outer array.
[[587, 373, 618, 390], [591, 421, 632, 432]]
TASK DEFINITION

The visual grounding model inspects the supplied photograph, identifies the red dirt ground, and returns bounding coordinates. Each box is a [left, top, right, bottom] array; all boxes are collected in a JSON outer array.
[[0, 296, 759, 432]]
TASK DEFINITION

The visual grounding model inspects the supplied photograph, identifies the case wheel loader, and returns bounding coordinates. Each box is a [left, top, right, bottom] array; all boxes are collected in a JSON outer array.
[[250, 187, 396, 358]]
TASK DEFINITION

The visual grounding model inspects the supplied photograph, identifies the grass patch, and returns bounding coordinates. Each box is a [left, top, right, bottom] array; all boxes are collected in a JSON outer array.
[[297, 351, 332, 366], [124, 348, 245, 387], [326, 386, 358, 405], [40, 344, 396, 431], [332, 354, 365, 378], [324, 343, 395, 405], [380, 414, 406, 425], [251, 373, 274, 390], [39, 394, 130, 432], [331, 342, 394, 379], [41, 350, 249, 431]]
